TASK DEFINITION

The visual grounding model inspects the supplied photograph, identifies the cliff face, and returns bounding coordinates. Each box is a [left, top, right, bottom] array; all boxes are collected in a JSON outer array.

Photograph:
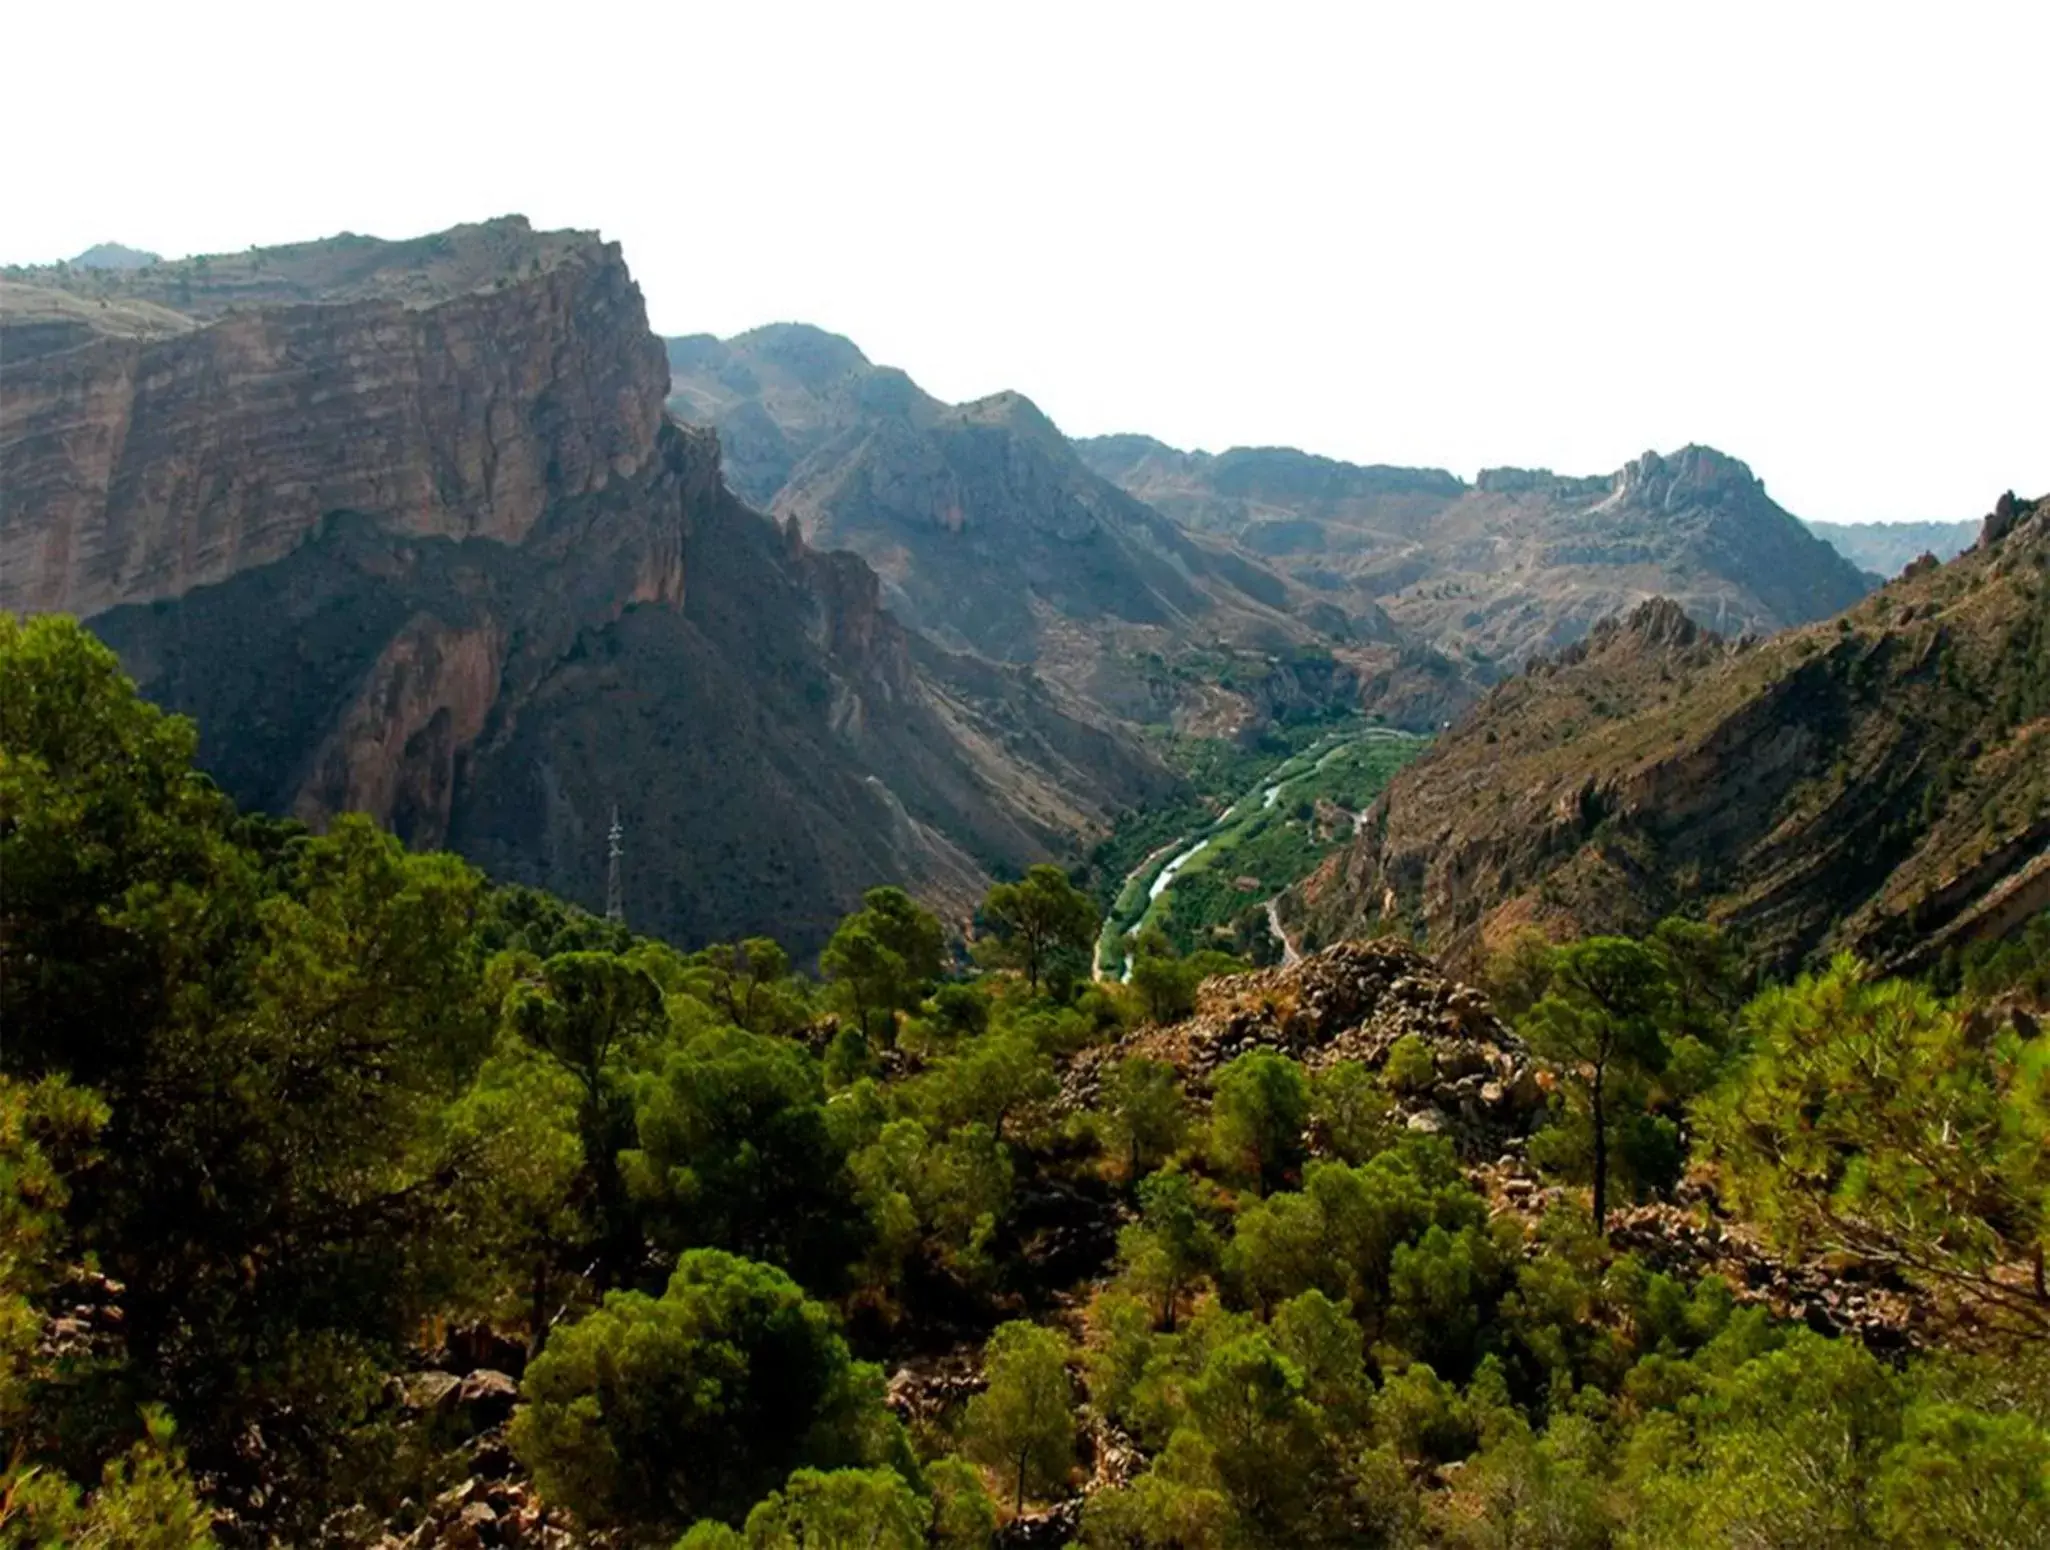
[[1290, 496, 2050, 976], [6, 222, 1173, 954], [664, 326, 1464, 733], [2, 219, 666, 617], [1076, 436, 1875, 667]]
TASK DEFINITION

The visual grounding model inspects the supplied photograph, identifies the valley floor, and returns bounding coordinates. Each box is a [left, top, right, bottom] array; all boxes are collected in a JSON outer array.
[[1094, 726, 1426, 977]]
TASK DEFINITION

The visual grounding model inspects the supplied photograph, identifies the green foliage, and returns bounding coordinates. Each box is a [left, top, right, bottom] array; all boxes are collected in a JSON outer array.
[[1126, 926, 1234, 1025], [623, 1026, 865, 1291], [1117, 1172, 1222, 1332], [0, 615, 243, 1088], [13, 614, 2050, 1545], [911, 1030, 1056, 1146], [982, 865, 1099, 994], [1310, 1059, 1394, 1163], [1184, 1331, 1332, 1539], [923, 1454, 998, 1547], [1523, 935, 1683, 1231], [1383, 1033, 1436, 1094], [508, 950, 665, 1281], [0, 1406, 217, 1549], [1102, 1057, 1188, 1181], [1702, 954, 2048, 1330], [1955, 906, 2050, 1006], [1206, 1051, 1310, 1194], [735, 1466, 926, 1549], [821, 888, 945, 1047], [846, 1117, 1013, 1294], [1223, 1140, 1487, 1324], [510, 1249, 891, 1536], [684, 938, 809, 1036], [965, 1322, 1074, 1516]]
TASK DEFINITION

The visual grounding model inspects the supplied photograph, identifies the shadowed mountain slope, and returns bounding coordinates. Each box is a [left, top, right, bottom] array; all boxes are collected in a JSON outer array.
[[3, 221, 1175, 953], [1806, 517, 1980, 580], [665, 327, 1476, 731]]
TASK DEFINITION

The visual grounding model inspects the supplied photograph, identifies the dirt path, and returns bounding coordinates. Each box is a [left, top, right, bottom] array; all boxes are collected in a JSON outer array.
[[1266, 894, 1302, 967]]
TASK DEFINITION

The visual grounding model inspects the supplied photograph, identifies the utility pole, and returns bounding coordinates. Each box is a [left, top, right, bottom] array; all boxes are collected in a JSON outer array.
[[605, 806, 625, 925]]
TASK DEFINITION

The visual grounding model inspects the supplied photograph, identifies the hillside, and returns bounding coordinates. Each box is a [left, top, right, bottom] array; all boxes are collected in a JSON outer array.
[[1, 221, 1174, 953], [10, 612, 2048, 1548], [1806, 517, 1980, 579], [666, 327, 1472, 731], [1290, 493, 2050, 976], [1079, 436, 1875, 667]]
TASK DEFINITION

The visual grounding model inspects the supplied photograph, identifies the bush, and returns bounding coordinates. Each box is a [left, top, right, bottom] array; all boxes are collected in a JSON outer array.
[[1383, 1034, 1436, 1095], [510, 1250, 892, 1536]]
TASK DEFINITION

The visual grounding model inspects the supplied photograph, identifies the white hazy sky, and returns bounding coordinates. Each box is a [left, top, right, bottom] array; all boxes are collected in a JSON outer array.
[[6, 1, 2044, 523]]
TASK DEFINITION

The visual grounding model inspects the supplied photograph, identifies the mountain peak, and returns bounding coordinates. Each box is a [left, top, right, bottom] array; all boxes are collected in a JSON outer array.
[[949, 389, 1065, 446], [1547, 596, 1714, 671], [725, 323, 871, 386], [1612, 444, 1760, 507], [70, 241, 160, 270]]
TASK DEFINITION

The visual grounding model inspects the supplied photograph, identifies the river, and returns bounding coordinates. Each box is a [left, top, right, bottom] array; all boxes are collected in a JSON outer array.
[[1099, 726, 1418, 981]]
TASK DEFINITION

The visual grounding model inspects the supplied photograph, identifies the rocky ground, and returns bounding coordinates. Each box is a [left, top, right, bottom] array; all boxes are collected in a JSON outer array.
[[1065, 937, 1549, 1161], [36, 941, 1954, 1546]]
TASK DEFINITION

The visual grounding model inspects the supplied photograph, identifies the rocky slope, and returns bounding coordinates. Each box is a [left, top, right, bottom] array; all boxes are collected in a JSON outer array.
[[3, 221, 1175, 953], [666, 327, 1472, 732], [1079, 437, 1875, 667], [1289, 494, 2050, 977], [1065, 939, 1546, 1160]]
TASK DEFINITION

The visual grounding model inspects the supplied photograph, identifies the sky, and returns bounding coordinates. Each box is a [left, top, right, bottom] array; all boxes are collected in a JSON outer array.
[[5, 1, 2044, 524]]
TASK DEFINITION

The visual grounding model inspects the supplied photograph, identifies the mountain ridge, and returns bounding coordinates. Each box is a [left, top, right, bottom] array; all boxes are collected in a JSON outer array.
[[664, 325, 1480, 735], [1288, 492, 2050, 977], [1078, 430, 1876, 666]]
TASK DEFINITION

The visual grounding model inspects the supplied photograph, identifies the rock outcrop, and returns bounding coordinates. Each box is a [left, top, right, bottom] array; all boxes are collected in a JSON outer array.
[[1066, 939, 1547, 1160], [1292, 493, 2050, 977], [3, 222, 1177, 954], [3, 219, 665, 618]]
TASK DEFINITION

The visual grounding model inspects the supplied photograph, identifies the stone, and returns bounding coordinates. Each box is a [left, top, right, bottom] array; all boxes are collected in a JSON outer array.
[[457, 1370, 519, 1426], [403, 1372, 462, 1413]]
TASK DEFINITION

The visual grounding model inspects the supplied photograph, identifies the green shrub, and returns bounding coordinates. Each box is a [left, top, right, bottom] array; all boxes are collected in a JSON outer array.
[[510, 1250, 892, 1536], [1383, 1034, 1436, 1094]]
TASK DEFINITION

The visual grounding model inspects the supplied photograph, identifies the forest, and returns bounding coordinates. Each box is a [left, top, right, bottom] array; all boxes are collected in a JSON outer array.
[[4, 611, 2049, 1549]]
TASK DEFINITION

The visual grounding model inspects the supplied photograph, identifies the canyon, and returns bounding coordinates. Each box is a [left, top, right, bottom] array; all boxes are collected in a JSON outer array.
[[1, 220, 1173, 952]]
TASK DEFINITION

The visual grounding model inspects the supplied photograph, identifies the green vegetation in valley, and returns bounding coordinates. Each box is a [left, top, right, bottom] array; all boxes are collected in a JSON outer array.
[[5, 612, 2050, 1548], [1093, 726, 1426, 971]]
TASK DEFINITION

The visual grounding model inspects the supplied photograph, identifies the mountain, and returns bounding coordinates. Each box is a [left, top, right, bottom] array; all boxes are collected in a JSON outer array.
[[1078, 436, 1876, 667], [665, 327, 1473, 731], [1806, 517, 1980, 580], [69, 241, 161, 270], [1289, 493, 2050, 977], [0, 219, 1175, 953]]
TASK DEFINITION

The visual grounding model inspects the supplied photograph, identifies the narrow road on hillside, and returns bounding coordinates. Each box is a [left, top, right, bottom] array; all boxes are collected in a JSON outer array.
[[1266, 895, 1302, 967]]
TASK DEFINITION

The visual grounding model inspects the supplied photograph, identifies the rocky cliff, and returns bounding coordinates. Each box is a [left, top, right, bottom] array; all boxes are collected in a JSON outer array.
[[1078, 435, 1875, 667], [5, 222, 1175, 953], [665, 326, 1470, 733], [3, 218, 664, 617], [1289, 495, 2050, 976]]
